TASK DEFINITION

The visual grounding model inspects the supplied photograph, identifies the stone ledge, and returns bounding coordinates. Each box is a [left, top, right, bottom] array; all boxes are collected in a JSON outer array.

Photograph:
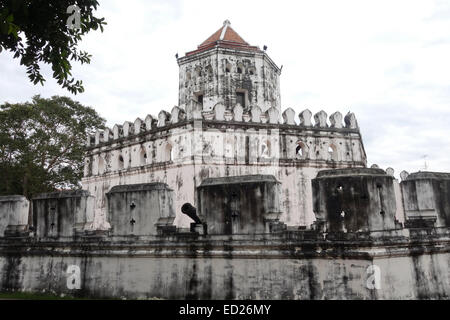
[[0, 195, 28, 202], [32, 190, 91, 200], [107, 183, 173, 194], [315, 167, 388, 178], [199, 174, 279, 187], [405, 171, 450, 181]]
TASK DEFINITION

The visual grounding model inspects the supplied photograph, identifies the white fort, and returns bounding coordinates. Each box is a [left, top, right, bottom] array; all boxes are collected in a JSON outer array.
[[82, 21, 367, 229]]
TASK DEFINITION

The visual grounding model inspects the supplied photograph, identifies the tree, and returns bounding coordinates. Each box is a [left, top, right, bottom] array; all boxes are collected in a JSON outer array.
[[0, 95, 105, 198], [0, 0, 106, 94]]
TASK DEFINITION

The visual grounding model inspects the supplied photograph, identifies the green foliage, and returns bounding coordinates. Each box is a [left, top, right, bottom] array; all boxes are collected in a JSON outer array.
[[0, 95, 105, 198], [0, 0, 106, 94]]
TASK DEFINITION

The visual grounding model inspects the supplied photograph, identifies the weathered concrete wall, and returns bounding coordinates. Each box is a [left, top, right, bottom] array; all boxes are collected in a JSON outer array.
[[1, 169, 450, 300], [32, 191, 95, 240], [374, 253, 450, 299], [0, 196, 29, 237], [0, 237, 448, 299], [197, 175, 281, 235], [312, 168, 400, 233], [401, 172, 450, 228], [106, 183, 175, 236]]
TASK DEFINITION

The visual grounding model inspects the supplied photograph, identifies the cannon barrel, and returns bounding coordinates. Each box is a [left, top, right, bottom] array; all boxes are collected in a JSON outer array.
[[181, 203, 202, 224]]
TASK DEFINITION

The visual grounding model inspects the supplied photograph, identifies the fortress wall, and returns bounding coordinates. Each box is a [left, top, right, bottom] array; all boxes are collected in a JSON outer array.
[[374, 254, 450, 299], [0, 244, 448, 299], [1, 169, 450, 299]]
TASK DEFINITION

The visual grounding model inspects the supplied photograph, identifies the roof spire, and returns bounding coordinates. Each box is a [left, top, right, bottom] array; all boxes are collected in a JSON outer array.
[[220, 20, 231, 40], [186, 21, 259, 56]]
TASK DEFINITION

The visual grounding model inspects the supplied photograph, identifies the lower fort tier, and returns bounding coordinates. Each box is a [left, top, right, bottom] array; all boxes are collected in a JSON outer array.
[[0, 169, 449, 299]]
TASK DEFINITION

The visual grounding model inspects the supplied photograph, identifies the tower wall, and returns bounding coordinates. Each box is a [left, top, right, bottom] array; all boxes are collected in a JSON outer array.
[[178, 48, 281, 113]]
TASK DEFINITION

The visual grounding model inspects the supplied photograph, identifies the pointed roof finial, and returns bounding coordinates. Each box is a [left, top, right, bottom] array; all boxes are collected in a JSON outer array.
[[188, 20, 258, 56], [220, 20, 231, 40]]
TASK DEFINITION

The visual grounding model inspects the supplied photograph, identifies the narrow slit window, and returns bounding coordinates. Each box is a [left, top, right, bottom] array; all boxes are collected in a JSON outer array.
[[118, 155, 124, 169], [296, 145, 303, 157], [236, 92, 245, 107]]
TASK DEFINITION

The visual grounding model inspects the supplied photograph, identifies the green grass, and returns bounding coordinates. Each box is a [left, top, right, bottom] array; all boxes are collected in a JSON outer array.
[[0, 291, 94, 300]]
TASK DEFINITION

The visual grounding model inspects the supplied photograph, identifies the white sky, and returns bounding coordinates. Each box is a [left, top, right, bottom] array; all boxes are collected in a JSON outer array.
[[1, 0, 450, 176]]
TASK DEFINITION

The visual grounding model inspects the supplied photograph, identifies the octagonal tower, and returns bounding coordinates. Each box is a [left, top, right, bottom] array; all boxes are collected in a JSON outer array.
[[177, 20, 281, 113]]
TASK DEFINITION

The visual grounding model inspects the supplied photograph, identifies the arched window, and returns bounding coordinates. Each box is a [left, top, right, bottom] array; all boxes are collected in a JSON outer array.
[[196, 93, 204, 106], [328, 144, 338, 161], [296, 141, 307, 159], [225, 62, 231, 73], [164, 143, 173, 162], [236, 91, 246, 108], [296, 145, 303, 158], [139, 147, 147, 166], [84, 159, 91, 176], [118, 155, 124, 170], [186, 71, 191, 81], [237, 66, 242, 74]]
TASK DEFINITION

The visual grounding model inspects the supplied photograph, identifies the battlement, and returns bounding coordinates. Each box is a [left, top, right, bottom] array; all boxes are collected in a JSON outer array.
[[87, 104, 360, 148], [82, 104, 365, 182]]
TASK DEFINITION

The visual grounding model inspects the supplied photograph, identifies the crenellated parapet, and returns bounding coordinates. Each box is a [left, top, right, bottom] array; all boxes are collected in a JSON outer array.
[[87, 106, 361, 148], [83, 105, 366, 179]]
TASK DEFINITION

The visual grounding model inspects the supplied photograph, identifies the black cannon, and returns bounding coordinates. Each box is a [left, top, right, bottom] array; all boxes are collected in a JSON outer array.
[[181, 203, 202, 224]]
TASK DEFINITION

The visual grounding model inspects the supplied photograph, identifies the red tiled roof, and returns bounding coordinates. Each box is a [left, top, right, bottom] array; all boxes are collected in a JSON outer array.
[[200, 23, 248, 46], [186, 20, 261, 56]]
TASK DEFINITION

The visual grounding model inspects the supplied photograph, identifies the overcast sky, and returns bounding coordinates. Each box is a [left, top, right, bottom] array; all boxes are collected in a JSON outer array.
[[1, 0, 450, 176]]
